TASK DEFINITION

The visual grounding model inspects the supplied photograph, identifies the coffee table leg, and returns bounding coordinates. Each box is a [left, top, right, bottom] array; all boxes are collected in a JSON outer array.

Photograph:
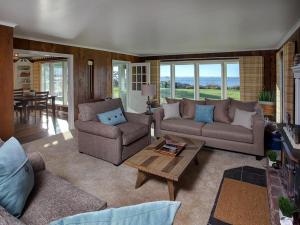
[[167, 180, 175, 201], [135, 170, 147, 189], [194, 153, 199, 165]]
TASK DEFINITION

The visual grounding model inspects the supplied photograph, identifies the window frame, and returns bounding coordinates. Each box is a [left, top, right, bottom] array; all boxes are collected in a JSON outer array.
[[160, 59, 240, 100]]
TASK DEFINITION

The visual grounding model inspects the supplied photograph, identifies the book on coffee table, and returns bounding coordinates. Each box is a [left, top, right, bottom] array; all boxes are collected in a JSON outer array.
[[154, 137, 186, 157]]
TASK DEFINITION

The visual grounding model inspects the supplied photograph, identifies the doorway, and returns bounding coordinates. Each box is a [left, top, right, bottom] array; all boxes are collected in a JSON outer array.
[[13, 49, 74, 143], [112, 60, 129, 110]]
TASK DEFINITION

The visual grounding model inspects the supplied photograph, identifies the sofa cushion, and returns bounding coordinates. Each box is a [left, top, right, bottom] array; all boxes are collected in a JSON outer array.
[[182, 98, 205, 119], [162, 102, 181, 120], [0, 137, 34, 218], [194, 105, 214, 123], [205, 99, 231, 123], [0, 205, 26, 225], [166, 98, 184, 116], [228, 99, 257, 121], [202, 122, 253, 144], [161, 119, 205, 136], [20, 171, 107, 225], [117, 122, 148, 145], [50, 201, 180, 225], [231, 108, 256, 129]]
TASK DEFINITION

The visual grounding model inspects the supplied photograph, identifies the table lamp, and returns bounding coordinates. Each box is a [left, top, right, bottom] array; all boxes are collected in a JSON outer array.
[[141, 84, 156, 115]]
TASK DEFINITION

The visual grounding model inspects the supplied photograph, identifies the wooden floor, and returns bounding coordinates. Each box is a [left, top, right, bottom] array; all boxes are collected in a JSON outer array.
[[14, 111, 69, 144]]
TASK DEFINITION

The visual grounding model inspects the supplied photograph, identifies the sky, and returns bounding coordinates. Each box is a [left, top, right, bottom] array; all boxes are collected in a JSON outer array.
[[160, 63, 239, 78]]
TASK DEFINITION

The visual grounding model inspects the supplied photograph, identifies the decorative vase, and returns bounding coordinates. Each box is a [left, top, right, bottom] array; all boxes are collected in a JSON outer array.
[[279, 209, 293, 225]]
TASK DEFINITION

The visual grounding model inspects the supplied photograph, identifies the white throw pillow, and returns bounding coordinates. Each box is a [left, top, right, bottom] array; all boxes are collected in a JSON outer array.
[[163, 102, 181, 120], [231, 108, 256, 129]]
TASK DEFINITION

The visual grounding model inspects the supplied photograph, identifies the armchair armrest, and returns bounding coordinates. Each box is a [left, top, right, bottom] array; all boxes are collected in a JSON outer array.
[[28, 152, 45, 173], [75, 120, 121, 139], [153, 108, 164, 137], [125, 112, 151, 126]]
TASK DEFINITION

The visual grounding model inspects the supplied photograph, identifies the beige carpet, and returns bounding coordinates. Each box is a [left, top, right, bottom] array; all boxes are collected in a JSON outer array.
[[23, 131, 265, 225]]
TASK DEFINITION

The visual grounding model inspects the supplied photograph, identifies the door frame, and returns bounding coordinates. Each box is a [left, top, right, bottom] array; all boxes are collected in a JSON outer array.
[[112, 60, 130, 109], [14, 49, 75, 129]]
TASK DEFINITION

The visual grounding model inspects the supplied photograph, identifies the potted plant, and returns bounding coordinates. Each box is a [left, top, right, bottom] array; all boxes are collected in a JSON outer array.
[[258, 90, 275, 117], [278, 197, 297, 225], [266, 150, 277, 167]]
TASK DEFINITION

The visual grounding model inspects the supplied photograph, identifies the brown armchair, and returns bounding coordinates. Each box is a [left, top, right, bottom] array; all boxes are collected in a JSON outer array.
[[75, 99, 151, 165]]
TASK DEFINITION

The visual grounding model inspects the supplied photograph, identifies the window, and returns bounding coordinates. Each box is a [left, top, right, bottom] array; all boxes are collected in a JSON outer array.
[[199, 63, 222, 100], [160, 64, 171, 103], [113, 65, 120, 98], [41, 61, 68, 105], [225, 63, 240, 100], [175, 64, 195, 99], [159, 60, 240, 101]]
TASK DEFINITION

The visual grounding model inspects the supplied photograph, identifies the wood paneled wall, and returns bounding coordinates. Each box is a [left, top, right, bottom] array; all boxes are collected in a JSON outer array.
[[282, 26, 300, 54], [0, 25, 14, 140], [13, 38, 140, 118], [142, 50, 277, 92]]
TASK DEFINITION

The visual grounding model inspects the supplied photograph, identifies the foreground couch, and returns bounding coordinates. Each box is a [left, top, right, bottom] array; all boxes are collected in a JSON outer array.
[[75, 98, 152, 165], [0, 152, 107, 225], [154, 98, 265, 158]]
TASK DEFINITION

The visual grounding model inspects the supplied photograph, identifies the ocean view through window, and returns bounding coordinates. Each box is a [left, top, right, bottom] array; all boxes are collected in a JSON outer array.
[[160, 60, 240, 102]]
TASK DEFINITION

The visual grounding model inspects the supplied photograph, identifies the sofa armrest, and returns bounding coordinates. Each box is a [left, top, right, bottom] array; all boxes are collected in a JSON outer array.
[[28, 152, 45, 173], [75, 120, 121, 139], [252, 114, 265, 155], [153, 108, 164, 137], [125, 112, 151, 126]]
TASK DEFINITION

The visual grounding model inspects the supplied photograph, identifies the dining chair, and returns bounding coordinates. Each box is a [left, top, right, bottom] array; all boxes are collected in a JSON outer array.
[[28, 91, 49, 121], [13, 88, 24, 121]]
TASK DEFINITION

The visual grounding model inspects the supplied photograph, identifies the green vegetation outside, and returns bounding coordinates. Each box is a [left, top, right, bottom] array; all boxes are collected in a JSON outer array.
[[160, 88, 240, 101], [113, 87, 240, 102]]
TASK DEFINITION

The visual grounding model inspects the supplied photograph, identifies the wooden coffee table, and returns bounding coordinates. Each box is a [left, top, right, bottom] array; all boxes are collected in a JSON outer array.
[[125, 135, 205, 200]]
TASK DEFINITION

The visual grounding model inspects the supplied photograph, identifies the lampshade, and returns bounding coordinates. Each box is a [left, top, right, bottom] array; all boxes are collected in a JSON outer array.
[[141, 84, 156, 97]]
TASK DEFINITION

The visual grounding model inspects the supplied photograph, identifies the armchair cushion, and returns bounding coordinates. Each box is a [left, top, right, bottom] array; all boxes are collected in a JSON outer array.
[[117, 122, 149, 145], [75, 121, 121, 139], [125, 112, 151, 126]]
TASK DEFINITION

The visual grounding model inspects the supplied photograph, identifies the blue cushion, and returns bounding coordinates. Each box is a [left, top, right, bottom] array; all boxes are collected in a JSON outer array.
[[0, 137, 34, 218], [97, 108, 127, 126], [50, 201, 181, 225], [194, 104, 215, 123]]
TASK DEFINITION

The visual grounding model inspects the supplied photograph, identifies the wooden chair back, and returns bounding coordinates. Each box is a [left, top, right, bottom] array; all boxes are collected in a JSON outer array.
[[14, 88, 24, 97]]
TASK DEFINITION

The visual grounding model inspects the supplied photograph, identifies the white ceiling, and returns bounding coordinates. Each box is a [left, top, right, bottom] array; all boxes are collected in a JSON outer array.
[[0, 0, 299, 56]]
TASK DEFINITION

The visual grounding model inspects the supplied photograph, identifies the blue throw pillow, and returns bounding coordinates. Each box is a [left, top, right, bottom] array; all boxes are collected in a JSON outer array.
[[0, 137, 34, 218], [194, 104, 215, 123], [50, 201, 181, 225], [97, 108, 127, 126]]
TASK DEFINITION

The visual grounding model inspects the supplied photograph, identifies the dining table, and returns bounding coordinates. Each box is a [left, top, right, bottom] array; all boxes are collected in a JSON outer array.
[[14, 95, 56, 121]]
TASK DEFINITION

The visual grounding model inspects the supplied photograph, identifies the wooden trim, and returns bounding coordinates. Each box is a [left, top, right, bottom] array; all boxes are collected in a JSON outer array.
[[0, 25, 14, 139]]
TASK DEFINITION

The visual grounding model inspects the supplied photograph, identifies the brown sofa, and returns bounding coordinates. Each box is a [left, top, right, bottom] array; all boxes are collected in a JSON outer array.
[[75, 98, 152, 165], [154, 98, 265, 158], [0, 152, 107, 225]]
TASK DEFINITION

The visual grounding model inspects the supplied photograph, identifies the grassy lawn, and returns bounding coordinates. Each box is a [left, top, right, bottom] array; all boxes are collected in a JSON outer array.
[[113, 87, 240, 102], [160, 88, 240, 100]]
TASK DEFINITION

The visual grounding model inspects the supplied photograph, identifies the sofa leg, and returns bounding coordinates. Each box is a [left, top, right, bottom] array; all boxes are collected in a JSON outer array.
[[255, 156, 264, 161]]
